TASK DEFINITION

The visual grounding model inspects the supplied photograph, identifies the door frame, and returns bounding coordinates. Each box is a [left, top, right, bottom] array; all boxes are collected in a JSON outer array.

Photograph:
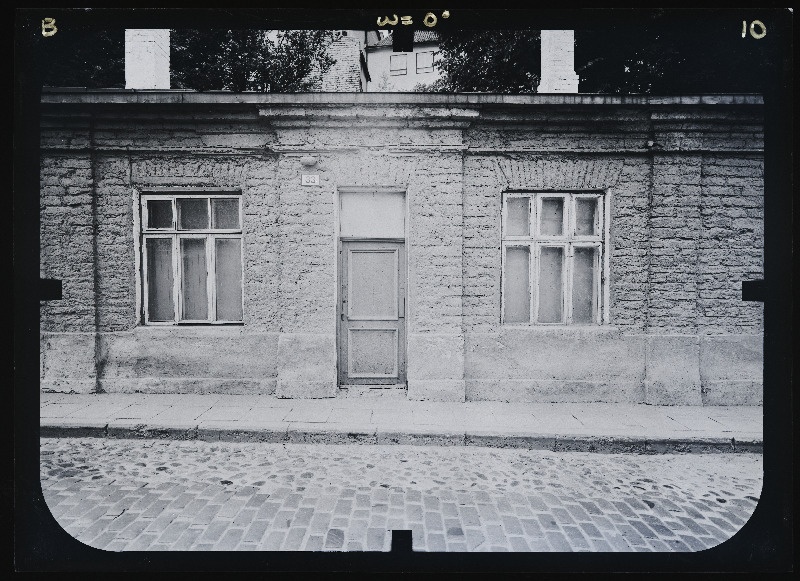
[[334, 187, 409, 388]]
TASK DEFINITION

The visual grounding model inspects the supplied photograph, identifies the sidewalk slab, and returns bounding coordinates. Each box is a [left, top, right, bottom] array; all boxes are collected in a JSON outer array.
[[38, 393, 763, 453], [239, 408, 291, 423], [196, 406, 254, 422], [151, 406, 215, 422], [107, 403, 172, 420]]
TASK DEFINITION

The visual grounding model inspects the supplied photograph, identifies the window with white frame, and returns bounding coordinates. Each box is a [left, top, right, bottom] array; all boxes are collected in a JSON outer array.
[[140, 193, 243, 324], [416, 50, 434, 73], [390, 54, 407, 75], [501, 192, 605, 325]]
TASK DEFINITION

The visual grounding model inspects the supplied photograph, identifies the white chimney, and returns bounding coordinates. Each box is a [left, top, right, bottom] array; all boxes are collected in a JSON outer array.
[[539, 30, 579, 93], [125, 29, 170, 89]]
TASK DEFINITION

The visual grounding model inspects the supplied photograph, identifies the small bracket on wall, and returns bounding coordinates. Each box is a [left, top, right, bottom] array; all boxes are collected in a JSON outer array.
[[741, 279, 765, 302], [40, 278, 62, 301]]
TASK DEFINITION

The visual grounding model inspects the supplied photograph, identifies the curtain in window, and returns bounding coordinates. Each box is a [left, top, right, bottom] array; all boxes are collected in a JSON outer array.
[[181, 238, 208, 320], [215, 238, 243, 321], [146, 238, 174, 321], [504, 246, 530, 323]]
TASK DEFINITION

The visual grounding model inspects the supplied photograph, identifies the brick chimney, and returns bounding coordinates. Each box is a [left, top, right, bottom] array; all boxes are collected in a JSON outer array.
[[125, 29, 170, 89], [538, 30, 579, 93], [319, 33, 365, 92]]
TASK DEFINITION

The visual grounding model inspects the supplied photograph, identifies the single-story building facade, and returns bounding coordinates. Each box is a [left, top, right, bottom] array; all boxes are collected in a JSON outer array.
[[40, 91, 764, 405]]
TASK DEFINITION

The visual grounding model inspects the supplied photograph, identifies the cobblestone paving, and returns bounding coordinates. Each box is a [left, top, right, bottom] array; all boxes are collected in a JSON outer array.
[[40, 438, 762, 552]]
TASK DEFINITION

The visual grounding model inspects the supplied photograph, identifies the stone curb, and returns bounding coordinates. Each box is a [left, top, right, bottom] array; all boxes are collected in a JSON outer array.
[[39, 422, 763, 453]]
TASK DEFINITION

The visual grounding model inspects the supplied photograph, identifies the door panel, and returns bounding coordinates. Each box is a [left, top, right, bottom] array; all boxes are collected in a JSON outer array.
[[347, 328, 398, 377], [347, 249, 398, 319], [339, 241, 406, 385]]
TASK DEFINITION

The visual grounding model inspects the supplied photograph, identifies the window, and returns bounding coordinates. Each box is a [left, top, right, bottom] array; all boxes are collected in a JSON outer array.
[[140, 193, 243, 324], [416, 50, 434, 74], [501, 192, 605, 325], [390, 54, 407, 76]]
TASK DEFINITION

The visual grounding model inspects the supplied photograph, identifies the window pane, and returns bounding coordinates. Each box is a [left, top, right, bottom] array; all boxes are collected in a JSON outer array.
[[146, 238, 174, 321], [572, 247, 597, 323], [538, 246, 564, 323], [147, 200, 172, 229], [540, 198, 564, 235], [181, 238, 208, 320], [215, 238, 243, 321], [417, 51, 434, 72], [504, 247, 530, 323], [505, 197, 530, 236], [177, 198, 209, 230], [390, 54, 407, 74], [212, 199, 240, 229], [575, 198, 598, 236]]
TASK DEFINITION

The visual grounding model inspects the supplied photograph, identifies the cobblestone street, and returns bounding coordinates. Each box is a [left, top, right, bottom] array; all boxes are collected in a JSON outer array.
[[40, 438, 762, 552]]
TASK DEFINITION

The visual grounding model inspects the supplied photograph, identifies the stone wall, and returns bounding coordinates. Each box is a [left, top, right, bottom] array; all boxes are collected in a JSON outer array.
[[40, 93, 763, 404]]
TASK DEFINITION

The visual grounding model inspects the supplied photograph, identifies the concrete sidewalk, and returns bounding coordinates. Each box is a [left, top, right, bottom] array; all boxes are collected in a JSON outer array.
[[39, 393, 763, 453]]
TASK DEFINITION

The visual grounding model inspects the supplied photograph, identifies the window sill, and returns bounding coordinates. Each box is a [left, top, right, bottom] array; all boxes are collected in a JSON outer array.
[[498, 325, 622, 337], [134, 324, 247, 337], [142, 322, 244, 326]]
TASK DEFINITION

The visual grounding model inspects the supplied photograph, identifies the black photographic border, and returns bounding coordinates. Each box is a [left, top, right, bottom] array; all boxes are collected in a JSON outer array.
[[13, 7, 794, 573]]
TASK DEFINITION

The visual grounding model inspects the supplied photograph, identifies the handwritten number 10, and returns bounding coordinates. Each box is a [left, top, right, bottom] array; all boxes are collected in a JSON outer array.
[[742, 20, 766, 39]]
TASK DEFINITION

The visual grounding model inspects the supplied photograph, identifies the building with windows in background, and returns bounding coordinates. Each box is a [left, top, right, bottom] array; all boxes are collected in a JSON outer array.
[[364, 30, 441, 92]]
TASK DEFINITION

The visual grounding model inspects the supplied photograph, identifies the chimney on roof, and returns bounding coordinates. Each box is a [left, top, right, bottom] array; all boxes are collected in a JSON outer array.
[[125, 29, 170, 89], [538, 30, 579, 93]]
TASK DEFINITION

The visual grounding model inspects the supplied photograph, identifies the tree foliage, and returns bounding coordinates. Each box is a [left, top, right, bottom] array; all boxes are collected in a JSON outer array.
[[419, 17, 776, 94], [36, 18, 776, 95], [575, 17, 775, 94], [38, 27, 338, 92], [170, 30, 339, 92], [39, 25, 125, 88], [415, 30, 541, 93]]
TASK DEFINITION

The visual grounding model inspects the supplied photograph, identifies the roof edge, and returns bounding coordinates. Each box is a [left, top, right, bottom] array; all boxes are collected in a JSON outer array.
[[40, 90, 765, 107]]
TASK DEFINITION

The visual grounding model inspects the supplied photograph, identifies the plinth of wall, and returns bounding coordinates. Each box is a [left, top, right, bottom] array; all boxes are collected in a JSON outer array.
[[644, 335, 702, 405], [98, 328, 278, 394], [276, 332, 336, 398], [40, 332, 96, 394], [465, 329, 645, 403], [406, 333, 465, 402], [700, 334, 763, 405]]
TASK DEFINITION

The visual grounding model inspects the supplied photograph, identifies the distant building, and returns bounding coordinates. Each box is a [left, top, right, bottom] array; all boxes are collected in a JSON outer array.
[[365, 31, 441, 92], [312, 30, 441, 93]]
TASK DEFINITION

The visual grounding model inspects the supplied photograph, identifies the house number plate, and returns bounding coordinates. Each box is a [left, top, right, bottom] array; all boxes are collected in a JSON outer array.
[[301, 174, 320, 186]]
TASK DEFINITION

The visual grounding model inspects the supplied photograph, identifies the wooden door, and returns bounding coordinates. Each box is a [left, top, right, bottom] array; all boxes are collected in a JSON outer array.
[[338, 240, 406, 385]]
